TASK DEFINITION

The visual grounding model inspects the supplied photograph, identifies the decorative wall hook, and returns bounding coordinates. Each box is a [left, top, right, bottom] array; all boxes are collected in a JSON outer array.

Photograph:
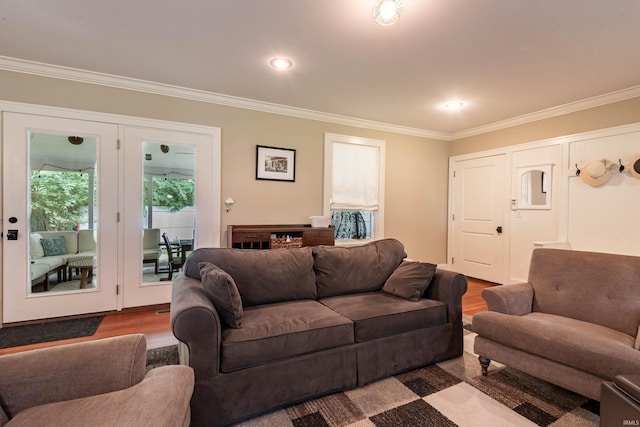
[[575, 163, 581, 176], [619, 159, 625, 173]]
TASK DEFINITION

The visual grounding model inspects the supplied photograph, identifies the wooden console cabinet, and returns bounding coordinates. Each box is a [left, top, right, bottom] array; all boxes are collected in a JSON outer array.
[[227, 224, 335, 249]]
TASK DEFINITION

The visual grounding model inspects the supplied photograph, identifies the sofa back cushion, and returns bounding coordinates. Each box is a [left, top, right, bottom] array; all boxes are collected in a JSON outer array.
[[313, 238, 407, 298], [184, 247, 317, 307], [529, 248, 640, 336], [78, 229, 96, 252]]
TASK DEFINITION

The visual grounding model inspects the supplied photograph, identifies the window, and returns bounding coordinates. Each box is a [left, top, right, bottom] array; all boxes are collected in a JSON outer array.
[[323, 133, 385, 243]]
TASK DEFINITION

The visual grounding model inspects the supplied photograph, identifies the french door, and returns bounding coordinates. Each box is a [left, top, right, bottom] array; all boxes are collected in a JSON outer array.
[[121, 126, 218, 308], [2, 109, 221, 323], [2, 112, 119, 322]]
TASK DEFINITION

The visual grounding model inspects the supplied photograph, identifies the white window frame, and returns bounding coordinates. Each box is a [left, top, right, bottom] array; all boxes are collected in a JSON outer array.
[[323, 133, 385, 245]]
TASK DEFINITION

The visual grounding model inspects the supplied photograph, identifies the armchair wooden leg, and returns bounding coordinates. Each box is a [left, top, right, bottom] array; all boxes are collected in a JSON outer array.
[[479, 356, 491, 376]]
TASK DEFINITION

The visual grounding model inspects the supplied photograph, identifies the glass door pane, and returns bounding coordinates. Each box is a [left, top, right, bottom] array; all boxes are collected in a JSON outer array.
[[141, 142, 195, 284], [30, 132, 98, 294]]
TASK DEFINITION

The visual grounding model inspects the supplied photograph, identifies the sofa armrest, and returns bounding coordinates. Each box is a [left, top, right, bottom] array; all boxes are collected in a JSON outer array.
[[7, 365, 194, 427], [424, 269, 468, 323], [0, 334, 147, 418], [170, 274, 222, 380], [481, 282, 533, 315]]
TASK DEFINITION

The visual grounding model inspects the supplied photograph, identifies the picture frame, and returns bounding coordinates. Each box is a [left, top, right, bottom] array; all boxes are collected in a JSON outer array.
[[256, 145, 296, 182]]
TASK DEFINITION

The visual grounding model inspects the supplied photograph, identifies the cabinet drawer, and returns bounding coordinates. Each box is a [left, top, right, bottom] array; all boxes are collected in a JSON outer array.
[[232, 232, 272, 243], [303, 230, 334, 246]]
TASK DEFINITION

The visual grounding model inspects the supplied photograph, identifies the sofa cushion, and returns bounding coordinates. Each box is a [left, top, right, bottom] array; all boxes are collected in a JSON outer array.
[[312, 238, 407, 298], [320, 292, 447, 342], [40, 236, 67, 256], [472, 311, 640, 380], [199, 262, 243, 328], [220, 300, 353, 372], [382, 261, 436, 301], [184, 247, 317, 307], [29, 233, 45, 259]]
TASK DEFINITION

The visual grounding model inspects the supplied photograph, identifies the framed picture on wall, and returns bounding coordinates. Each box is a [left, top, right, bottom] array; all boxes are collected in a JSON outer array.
[[256, 145, 296, 182]]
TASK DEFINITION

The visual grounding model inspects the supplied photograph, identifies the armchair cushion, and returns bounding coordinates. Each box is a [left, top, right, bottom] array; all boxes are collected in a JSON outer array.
[[382, 261, 436, 301], [636, 325, 640, 351], [199, 262, 243, 328], [472, 311, 640, 379]]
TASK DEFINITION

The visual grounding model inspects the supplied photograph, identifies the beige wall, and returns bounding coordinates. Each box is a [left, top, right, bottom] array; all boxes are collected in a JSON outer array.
[[0, 70, 450, 262], [450, 97, 640, 156]]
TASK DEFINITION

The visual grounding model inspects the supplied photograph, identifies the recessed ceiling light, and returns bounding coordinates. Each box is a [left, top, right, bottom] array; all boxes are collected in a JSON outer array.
[[443, 101, 465, 111], [269, 57, 293, 70], [373, 0, 403, 26]]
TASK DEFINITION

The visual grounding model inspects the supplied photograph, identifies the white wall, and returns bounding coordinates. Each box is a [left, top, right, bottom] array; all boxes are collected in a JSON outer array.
[[566, 127, 640, 256]]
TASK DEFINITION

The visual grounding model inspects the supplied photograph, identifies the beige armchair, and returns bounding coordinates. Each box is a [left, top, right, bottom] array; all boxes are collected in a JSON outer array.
[[0, 334, 193, 427], [143, 228, 162, 274]]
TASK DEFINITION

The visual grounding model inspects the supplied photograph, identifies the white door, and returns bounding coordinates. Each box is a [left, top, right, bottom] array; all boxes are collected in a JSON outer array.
[[2, 112, 119, 323], [451, 154, 506, 283], [121, 126, 219, 308]]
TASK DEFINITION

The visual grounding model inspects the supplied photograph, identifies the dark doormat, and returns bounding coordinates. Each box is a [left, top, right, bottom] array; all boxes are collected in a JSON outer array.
[[0, 315, 104, 349]]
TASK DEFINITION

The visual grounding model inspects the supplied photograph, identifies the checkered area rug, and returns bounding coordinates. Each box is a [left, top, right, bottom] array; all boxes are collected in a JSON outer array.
[[235, 315, 600, 427]]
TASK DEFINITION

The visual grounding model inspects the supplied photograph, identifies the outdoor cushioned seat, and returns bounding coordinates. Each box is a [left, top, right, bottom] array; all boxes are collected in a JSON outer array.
[[220, 300, 354, 372], [473, 311, 640, 379], [321, 292, 447, 342]]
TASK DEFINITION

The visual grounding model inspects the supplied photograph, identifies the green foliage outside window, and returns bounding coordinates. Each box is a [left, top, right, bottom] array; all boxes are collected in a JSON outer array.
[[143, 177, 194, 212], [30, 171, 90, 231], [30, 172, 195, 232]]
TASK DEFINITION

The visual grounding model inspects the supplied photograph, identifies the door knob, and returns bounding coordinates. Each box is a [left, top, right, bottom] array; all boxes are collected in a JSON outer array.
[[496, 226, 503, 234]]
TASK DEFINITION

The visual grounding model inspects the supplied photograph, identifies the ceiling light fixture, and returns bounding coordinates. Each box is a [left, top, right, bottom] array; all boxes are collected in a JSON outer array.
[[269, 57, 293, 70], [444, 101, 465, 111], [68, 136, 84, 145], [373, 0, 403, 26]]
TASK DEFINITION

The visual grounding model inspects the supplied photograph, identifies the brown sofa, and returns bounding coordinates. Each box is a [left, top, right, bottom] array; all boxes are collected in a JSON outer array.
[[473, 248, 640, 401], [171, 239, 468, 426], [0, 334, 194, 427]]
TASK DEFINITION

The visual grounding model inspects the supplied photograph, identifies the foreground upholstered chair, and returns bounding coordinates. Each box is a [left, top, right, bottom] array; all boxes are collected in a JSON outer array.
[[0, 334, 194, 427]]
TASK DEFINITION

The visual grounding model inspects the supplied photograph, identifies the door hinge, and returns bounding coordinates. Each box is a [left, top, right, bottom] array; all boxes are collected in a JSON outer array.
[[116, 284, 120, 295], [116, 212, 120, 222], [451, 257, 454, 264], [453, 170, 456, 178], [117, 139, 121, 150], [452, 214, 455, 221]]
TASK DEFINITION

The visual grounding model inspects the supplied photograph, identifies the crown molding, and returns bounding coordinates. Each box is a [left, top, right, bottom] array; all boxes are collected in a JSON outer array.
[[451, 85, 640, 140], [1, 56, 638, 142], [0, 56, 449, 141]]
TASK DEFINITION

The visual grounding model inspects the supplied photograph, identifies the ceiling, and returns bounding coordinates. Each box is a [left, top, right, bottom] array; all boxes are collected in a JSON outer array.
[[1, 0, 640, 138]]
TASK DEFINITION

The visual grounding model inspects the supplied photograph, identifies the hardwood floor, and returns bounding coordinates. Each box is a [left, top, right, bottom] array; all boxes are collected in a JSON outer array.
[[0, 276, 495, 356]]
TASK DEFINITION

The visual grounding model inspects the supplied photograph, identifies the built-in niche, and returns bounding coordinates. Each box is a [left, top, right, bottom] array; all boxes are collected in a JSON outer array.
[[516, 165, 552, 210]]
